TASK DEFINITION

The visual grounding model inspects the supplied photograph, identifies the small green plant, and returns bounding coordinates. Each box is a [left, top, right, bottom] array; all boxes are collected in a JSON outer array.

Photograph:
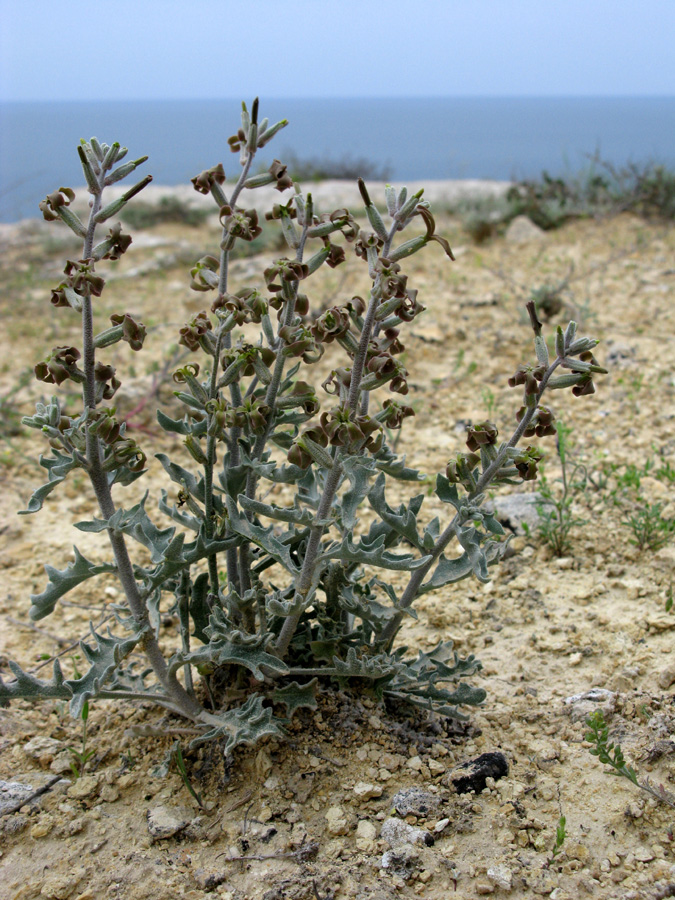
[[173, 741, 206, 810], [0, 100, 607, 759], [585, 711, 675, 809], [666, 582, 673, 613], [623, 501, 675, 552], [534, 421, 587, 556], [549, 814, 566, 864], [67, 700, 95, 779]]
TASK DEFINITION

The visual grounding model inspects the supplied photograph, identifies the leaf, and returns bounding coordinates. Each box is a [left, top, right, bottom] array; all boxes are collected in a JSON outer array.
[[75, 493, 177, 563], [239, 495, 317, 528], [30, 548, 117, 620], [0, 659, 70, 706], [157, 409, 207, 436], [19, 452, 79, 515], [323, 533, 430, 572], [158, 489, 201, 532], [227, 510, 300, 574], [189, 694, 286, 755], [340, 456, 377, 529], [155, 453, 205, 502], [272, 679, 319, 717], [368, 473, 424, 548], [65, 626, 142, 716], [332, 647, 402, 681], [434, 474, 463, 510], [374, 444, 426, 481]]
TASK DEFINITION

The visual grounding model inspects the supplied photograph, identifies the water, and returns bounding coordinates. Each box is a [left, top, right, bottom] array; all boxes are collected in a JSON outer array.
[[1, 97, 674, 223]]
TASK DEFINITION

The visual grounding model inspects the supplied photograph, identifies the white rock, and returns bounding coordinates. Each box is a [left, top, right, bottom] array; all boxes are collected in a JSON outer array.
[[353, 782, 383, 801], [505, 215, 545, 244], [380, 817, 433, 848], [487, 863, 513, 890], [23, 736, 64, 765], [147, 804, 191, 840]]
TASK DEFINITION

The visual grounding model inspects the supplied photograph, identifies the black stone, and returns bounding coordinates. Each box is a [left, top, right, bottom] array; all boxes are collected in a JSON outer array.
[[450, 751, 508, 794]]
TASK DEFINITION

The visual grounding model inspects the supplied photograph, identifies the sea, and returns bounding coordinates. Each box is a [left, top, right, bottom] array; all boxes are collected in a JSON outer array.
[[1, 97, 674, 223]]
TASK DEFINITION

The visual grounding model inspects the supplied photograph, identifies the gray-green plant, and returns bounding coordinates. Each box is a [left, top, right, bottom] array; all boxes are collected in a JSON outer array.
[[585, 711, 675, 809], [533, 420, 588, 557], [0, 100, 607, 757]]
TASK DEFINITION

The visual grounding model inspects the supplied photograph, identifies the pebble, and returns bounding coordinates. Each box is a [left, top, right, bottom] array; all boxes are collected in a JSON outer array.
[[67, 775, 100, 802], [30, 817, 54, 838], [381, 844, 420, 877], [353, 781, 383, 801], [324, 806, 350, 836], [563, 688, 616, 723], [380, 817, 434, 848], [658, 663, 675, 690], [356, 819, 377, 851], [391, 787, 440, 817], [146, 805, 192, 841], [449, 751, 509, 794], [0, 780, 38, 815], [487, 863, 513, 890], [23, 736, 64, 767]]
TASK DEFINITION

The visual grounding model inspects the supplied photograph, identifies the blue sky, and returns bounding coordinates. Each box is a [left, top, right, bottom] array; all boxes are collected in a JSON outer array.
[[1, 0, 674, 101]]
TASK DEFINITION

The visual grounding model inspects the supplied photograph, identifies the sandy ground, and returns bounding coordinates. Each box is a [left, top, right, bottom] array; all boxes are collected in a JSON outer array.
[[0, 192, 674, 900]]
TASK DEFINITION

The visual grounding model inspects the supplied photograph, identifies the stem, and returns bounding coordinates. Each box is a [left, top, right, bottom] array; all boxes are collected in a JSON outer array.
[[78, 180, 201, 722], [275, 461, 344, 657], [378, 361, 562, 650]]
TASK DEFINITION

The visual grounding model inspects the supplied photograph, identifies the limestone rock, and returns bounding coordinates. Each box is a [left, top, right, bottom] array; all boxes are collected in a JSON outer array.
[[146, 804, 192, 841], [380, 817, 434, 848], [324, 805, 350, 836], [391, 787, 440, 817], [353, 781, 383, 801], [505, 215, 545, 244]]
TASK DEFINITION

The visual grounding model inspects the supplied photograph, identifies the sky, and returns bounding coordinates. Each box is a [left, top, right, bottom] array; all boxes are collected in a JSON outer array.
[[1, 0, 674, 101]]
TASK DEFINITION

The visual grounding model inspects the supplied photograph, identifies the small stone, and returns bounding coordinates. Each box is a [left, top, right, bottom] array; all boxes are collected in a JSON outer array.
[[67, 776, 100, 802], [353, 782, 383, 801], [355, 818, 377, 851], [406, 755, 424, 771], [0, 780, 37, 815], [39, 870, 85, 899], [566, 843, 590, 863], [434, 817, 450, 833], [428, 759, 446, 776], [486, 493, 544, 535], [475, 880, 495, 894], [99, 784, 119, 803], [30, 817, 54, 839], [449, 752, 509, 794], [147, 805, 191, 841], [23, 736, 64, 767], [192, 870, 228, 892], [391, 787, 440, 817], [487, 863, 513, 890], [325, 806, 349, 836], [505, 215, 545, 244], [658, 664, 675, 690], [380, 817, 433, 848], [563, 688, 616, 723], [255, 748, 273, 778], [633, 846, 655, 862], [381, 844, 420, 877]]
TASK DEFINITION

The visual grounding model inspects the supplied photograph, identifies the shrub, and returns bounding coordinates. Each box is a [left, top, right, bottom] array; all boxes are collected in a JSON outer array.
[[119, 195, 210, 230], [1, 101, 606, 758]]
